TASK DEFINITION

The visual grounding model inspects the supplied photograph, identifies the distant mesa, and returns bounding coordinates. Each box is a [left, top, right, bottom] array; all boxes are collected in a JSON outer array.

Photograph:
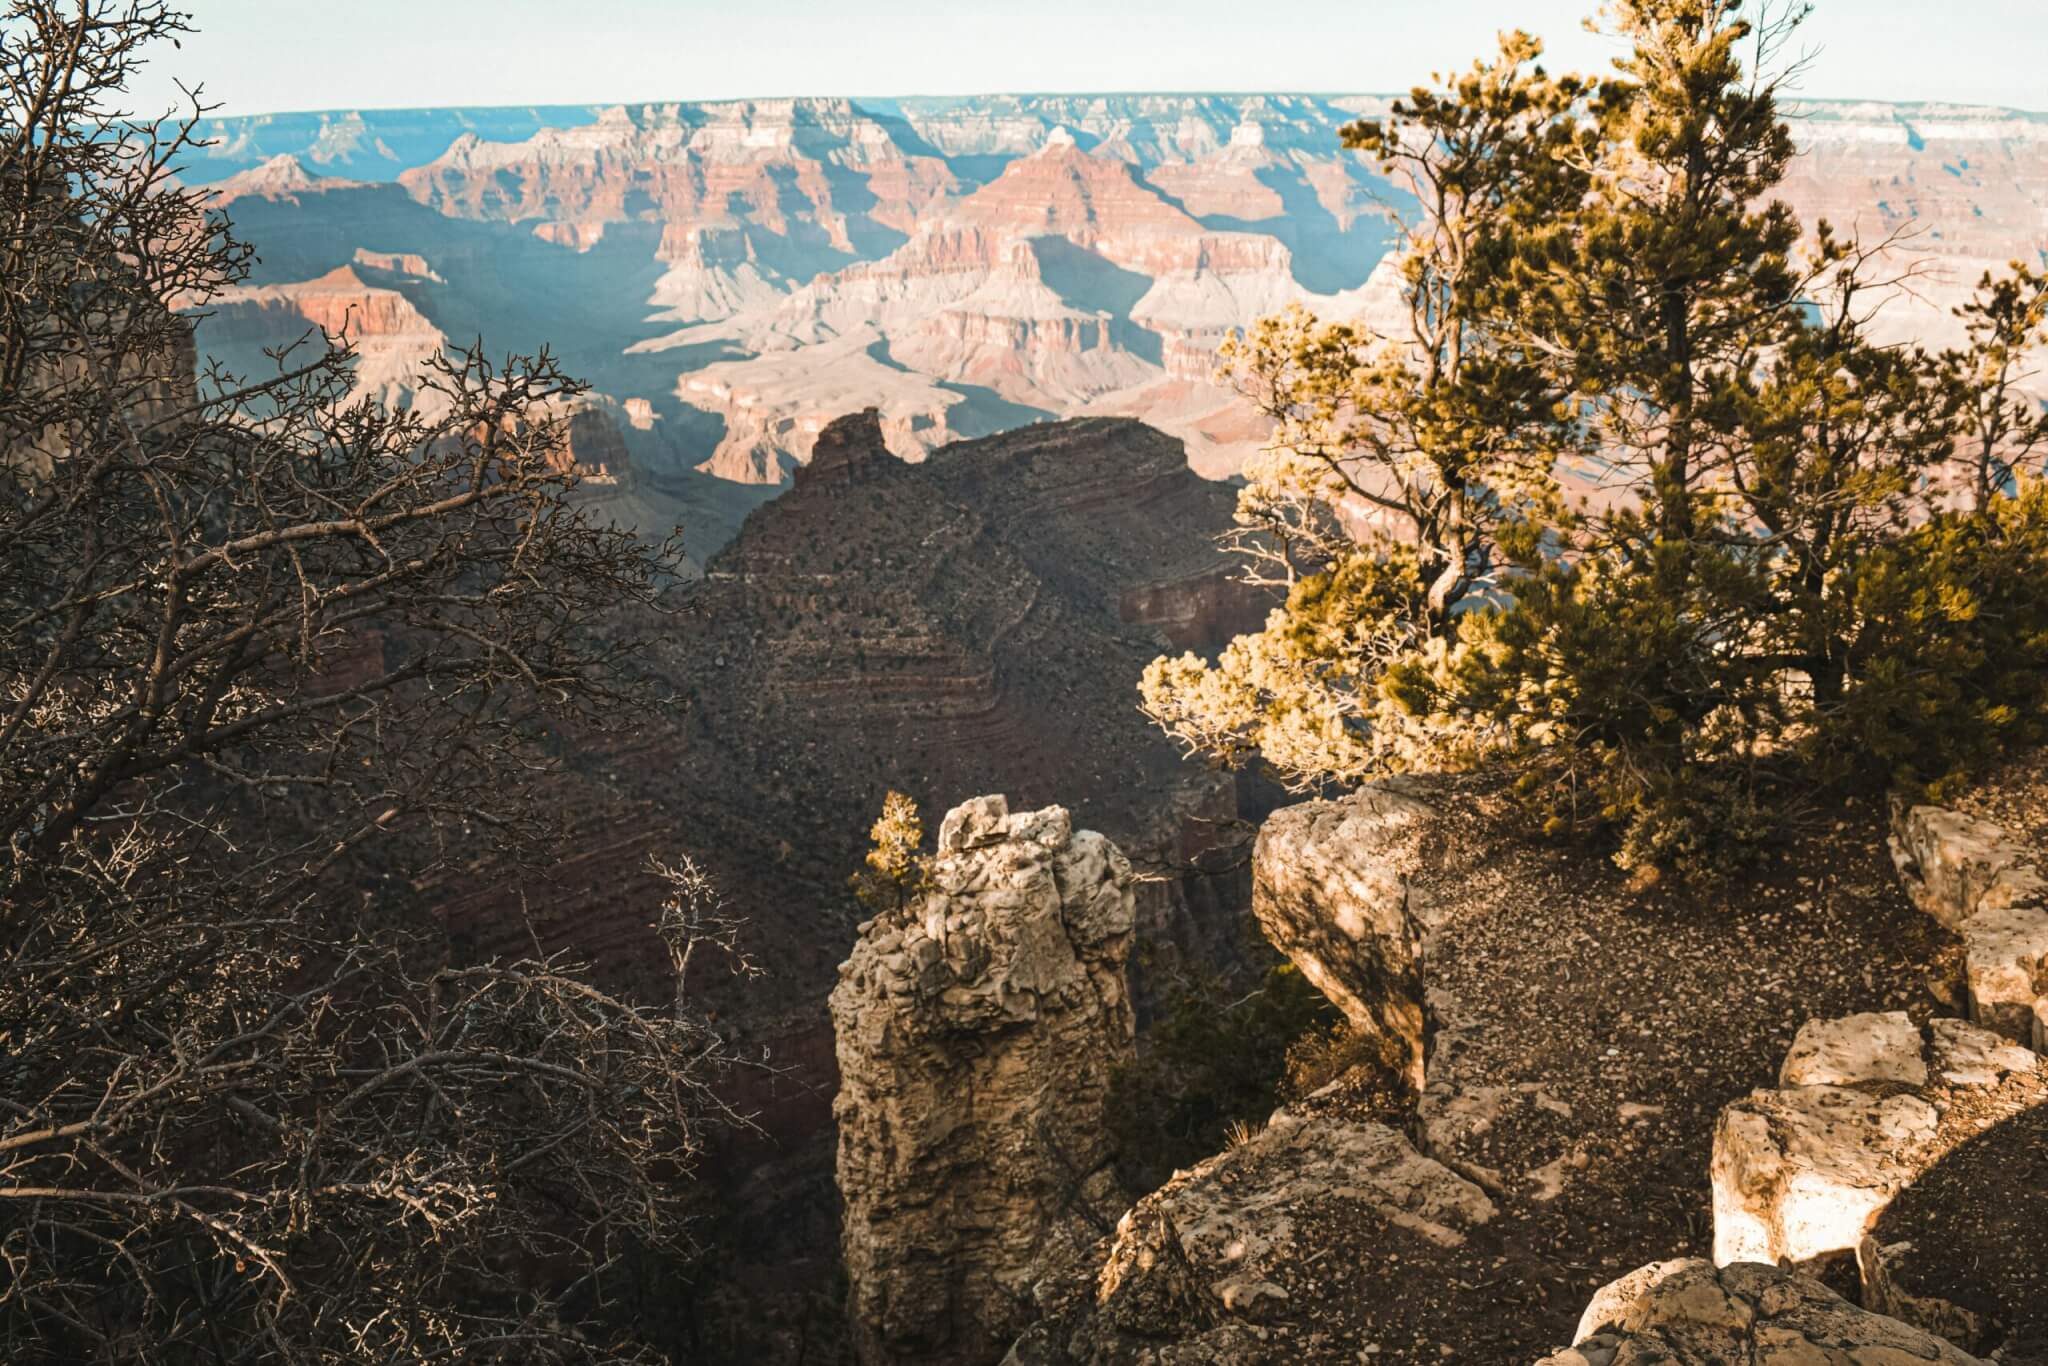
[[350, 247, 442, 282], [209, 153, 347, 202], [178, 93, 2048, 556]]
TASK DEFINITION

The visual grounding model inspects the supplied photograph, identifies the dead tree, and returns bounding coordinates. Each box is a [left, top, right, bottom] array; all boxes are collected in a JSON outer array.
[[2, 4, 740, 1360]]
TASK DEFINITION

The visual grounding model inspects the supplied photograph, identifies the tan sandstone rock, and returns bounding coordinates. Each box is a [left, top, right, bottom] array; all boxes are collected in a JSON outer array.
[[1891, 802, 2048, 1041], [1890, 804, 2046, 931], [1711, 1082, 1940, 1268], [833, 795, 1138, 1366], [1004, 1102, 1494, 1364], [1251, 780, 1447, 1090], [1778, 1010, 1929, 1087], [1960, 901, 2048, 1040], [1711, 1011, 2044, 1351], [1539, 1259, 1984, 1364]]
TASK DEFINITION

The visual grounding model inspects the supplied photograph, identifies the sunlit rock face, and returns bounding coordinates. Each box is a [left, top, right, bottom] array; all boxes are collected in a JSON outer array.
[[1711, 1012, 2043, 1305], [398, 100, 957, 263], [1775, 104, 2048, 354], [1250, 779, 1448, 1091], [831, 796, 1137, 1366], [1891, 803, 2048, 1042], [1540, 1259, 1985, 1366], [194, 264, 446, 412]]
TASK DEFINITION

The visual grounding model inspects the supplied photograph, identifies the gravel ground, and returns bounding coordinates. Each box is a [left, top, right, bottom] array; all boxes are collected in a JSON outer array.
[[1875, 1063, 2048, 1363], [1237, 782, 1969, 1363], [1956, 747, 2048, 853]]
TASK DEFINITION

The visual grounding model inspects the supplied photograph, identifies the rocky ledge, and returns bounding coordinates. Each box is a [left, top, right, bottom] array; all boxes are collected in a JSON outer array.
[[1005, 1092, 1496, 1365], [1540, 1259, 1982, 1365]]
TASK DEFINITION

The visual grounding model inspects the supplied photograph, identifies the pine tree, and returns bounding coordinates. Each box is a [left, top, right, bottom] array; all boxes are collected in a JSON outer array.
[[851, 790, 931, 913], [1142, 33, 1581, 790], [1144, 1, 2048, 873], [1941, 262, 2048, 510]]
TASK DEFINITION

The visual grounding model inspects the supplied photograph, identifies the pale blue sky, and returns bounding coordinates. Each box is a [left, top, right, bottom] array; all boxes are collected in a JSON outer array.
[[135, 1, 2047, 117]]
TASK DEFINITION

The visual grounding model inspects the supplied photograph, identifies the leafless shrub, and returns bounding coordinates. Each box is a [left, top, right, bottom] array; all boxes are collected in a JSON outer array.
[[1, 4, 742, 1360]]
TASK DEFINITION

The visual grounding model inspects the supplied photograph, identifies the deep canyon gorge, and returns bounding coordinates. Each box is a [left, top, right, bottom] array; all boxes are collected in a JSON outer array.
[[174, 88, 2048, 1365]]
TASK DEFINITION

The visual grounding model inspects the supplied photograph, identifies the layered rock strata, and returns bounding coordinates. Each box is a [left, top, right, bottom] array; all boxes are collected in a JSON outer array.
[[432, 412, 1270, 1022], [195, 264, 446, 411]]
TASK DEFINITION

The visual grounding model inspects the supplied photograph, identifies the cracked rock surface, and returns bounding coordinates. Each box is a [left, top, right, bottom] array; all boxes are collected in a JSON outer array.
[[1537, 1259, 1983, 1364], [1251, 782, 1443, 1090], [834, 795, 1138, 1366], [1711, 1012, 2045, 1355], [1711, 1014, 2039, 1268], [1004, 1094, 1497, 1365], [1891, 801, 2048, 1042]]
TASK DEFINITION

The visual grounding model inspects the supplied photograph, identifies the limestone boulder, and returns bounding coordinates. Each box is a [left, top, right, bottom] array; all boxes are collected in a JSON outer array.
[[1891, 802, 2048, 1041], [1926, 1014, 2038, 1087], [1006, 1103, 1494, 1364], [1961, 901, 2048, 1041], [1711, 1012, 2045, 1352], [1252, 780, 1448, 1090], [1890, 804, 2046, 931], [1777, 1010, 1928, 1087], [833, 795, 1138, 1366], [1537, 1259, 1984, 1364], [1711, 1081, 1939, 1268]]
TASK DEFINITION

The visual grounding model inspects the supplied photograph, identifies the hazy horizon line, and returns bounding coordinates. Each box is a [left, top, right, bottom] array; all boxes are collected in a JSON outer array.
[[190, 88, 2047, 124]]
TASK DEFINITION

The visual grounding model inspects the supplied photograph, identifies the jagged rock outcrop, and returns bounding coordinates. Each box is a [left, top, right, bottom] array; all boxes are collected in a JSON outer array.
[[576, 413, 1268, 1001], [832, 796, 1138, 1366], [1710, 1010, 2044, 1349], [1251, 780, 1450, 1090], [1891, 802, 2048, 1043], [1117, 567, 1274, 654], [1006, 1099, 1494, 1365], [648, 222, 786, 322], [793, 406, 889, 489], [350, 246, 441, 280], [208, 153, 364, 202], [1538, 1259, 1984, 1365], [398, 99, 955, 259]]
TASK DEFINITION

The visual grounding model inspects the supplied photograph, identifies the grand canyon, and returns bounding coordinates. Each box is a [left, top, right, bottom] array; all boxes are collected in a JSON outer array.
[[180, 88, 2048, 1363], [11, 5, 2048, 1359], [187, 93, 2048, 560]]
